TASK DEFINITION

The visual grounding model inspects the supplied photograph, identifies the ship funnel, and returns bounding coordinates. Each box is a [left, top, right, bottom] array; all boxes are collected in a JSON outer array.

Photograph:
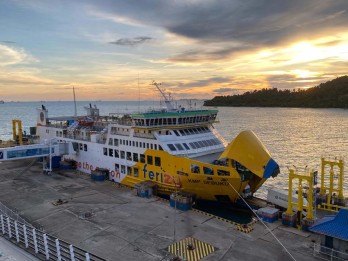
[[37, 105, 48, 126]]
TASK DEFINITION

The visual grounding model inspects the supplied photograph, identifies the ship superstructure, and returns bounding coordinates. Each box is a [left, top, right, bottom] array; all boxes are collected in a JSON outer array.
[[34, 85, 279, 202]]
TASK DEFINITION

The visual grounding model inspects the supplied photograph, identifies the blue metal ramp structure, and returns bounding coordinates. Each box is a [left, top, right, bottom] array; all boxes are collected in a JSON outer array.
[[0, 142, 71, 174]]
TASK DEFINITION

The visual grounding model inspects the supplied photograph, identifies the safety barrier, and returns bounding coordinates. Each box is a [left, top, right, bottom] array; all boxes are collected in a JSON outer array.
[[313, 243, 348, 260], [0, 213, 106, 261], [0, 202, 31, 227]]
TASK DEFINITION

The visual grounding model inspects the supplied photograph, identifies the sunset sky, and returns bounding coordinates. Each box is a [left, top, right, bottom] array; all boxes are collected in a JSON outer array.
[[0, 0, 347, 101]]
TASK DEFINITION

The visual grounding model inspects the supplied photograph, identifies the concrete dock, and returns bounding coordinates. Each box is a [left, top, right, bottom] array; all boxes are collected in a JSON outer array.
[[0, 159, 320, 261]]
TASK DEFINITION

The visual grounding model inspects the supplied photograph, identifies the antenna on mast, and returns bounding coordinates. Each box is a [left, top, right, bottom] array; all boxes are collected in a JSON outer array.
[[73, 86, 77, 117]]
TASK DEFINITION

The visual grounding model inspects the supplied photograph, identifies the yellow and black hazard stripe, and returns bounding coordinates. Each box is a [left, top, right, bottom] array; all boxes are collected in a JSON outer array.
[[236, 224, 253, 233], [167, 237, 216, 261]]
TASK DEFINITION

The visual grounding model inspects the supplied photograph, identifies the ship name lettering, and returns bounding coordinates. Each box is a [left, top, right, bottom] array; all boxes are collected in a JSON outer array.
[[203, 180, 228, 186], [142, 164, 181, 187], [188, 179, 200, 184]]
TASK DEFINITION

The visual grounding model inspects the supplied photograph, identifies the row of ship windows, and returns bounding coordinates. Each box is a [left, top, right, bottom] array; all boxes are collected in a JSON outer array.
[[167, 138, 221, 151], [173, 127, 210, 136], [105, 148, 161, 166], [133, 114, 216, 127], [108, 138, 163, 150], [113, 161, 230, 178]]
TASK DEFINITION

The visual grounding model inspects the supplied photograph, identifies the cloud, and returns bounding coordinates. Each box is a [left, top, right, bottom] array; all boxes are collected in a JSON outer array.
[[0, 41, 16, 44], [109, 36, 152, 46], [175, 77, 232, 88], [86, 0, 348, 62], [213, 87, 235, 93], [0, 44, 36, 66]]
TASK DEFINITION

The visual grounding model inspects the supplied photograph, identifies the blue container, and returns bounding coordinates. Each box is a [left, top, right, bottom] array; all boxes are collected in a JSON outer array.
[[91, 171, 106, 181], [170, 199, 192, 211], [51, 156, 61, 169], [259, 215, 277, 223]]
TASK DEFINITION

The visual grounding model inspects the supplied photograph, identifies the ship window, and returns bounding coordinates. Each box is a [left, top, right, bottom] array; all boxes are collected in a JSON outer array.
[[206, 140, 214, 146], [133, 153, 138, 162], [198, 141, 205, 147], [179, 130, 185, 136], [136, 141, 138, 147], [155, 157, 161, 166], [215, 139, 221, 145], [184, 129, 190, 135], [115, 164, 119, 171], [183, 143, 190, 150], [114, 139, 119, 146], [84, 144, 87, 151], [188, 129, 194, 134], [159, 145, 163, 151], [126, 140, 129, 146], [109, 148, 113, 157], [134, 168, 139, 177], [127, 167, 132, 176], [194, 142, 201, 148], [203, 166, 214, 175], [143, 142, 145, 148], [175, 143, 184, 151], [79, 143, 83, 150], [202, 140, 210, 146], [147, 155, 153, 165], [121, 165, 125, 174], [120, 151, 125, 159], [191, 164, 200, 174], [154, 144, 157, 150], [109, 138, 113, 145], [147, 143, 149, 149], [150, 144, 153, 149], [168, 144, 176, 151], [140, 154, 145, 163], [103, 147, 107, 156], [189, 142, 196, 149], [127, 152, 132, 161], [132, 141, 135, 146], [217, 170, 230, 176], [173, 130, 180, 136], [115, 149, 119, 158]]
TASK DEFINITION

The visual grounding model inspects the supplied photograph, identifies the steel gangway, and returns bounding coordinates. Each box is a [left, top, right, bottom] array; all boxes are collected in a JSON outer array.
[[0, 141, 72, 174]]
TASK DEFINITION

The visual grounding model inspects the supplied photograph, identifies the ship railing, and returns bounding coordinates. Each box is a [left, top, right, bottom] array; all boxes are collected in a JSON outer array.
[[0, 213, 106, 261], [313, 242, 348, 260]]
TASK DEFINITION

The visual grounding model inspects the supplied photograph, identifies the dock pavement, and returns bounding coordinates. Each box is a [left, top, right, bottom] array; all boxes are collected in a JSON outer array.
[[0, 159, 320, 261]]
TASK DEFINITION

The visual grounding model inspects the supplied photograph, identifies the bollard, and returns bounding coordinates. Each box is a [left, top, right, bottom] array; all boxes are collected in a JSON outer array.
[[15, 221, 19, 243], [23, 225, 28, 248], [43, 234, 49, 260], [69, 244, 75, 261], [55, 239, 61, 261], [1, 215, 4, 234], [7, 217, 11, 238], [85, 252, 90, 261], [33, 228, 38, 254]]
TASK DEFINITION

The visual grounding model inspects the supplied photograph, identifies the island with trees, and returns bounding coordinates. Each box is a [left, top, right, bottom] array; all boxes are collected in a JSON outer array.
[[204, 76, 348, 108]]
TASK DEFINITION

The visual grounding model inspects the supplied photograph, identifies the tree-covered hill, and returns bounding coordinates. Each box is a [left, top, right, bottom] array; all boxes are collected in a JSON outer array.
[[204, 76, 348, 108]]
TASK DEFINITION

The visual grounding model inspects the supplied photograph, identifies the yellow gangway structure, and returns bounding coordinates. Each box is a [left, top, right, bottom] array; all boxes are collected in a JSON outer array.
[[12, 119, 23, 145], [283, 168, 316, 231], [317, 158, 346, 212]]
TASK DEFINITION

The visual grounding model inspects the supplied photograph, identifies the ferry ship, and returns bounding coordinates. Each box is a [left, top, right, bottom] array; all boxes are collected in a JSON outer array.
[[35, 83, 280, 202]]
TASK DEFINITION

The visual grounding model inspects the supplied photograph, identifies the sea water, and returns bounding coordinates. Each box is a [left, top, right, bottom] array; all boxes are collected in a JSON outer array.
[[1, 101, 348, 200]]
